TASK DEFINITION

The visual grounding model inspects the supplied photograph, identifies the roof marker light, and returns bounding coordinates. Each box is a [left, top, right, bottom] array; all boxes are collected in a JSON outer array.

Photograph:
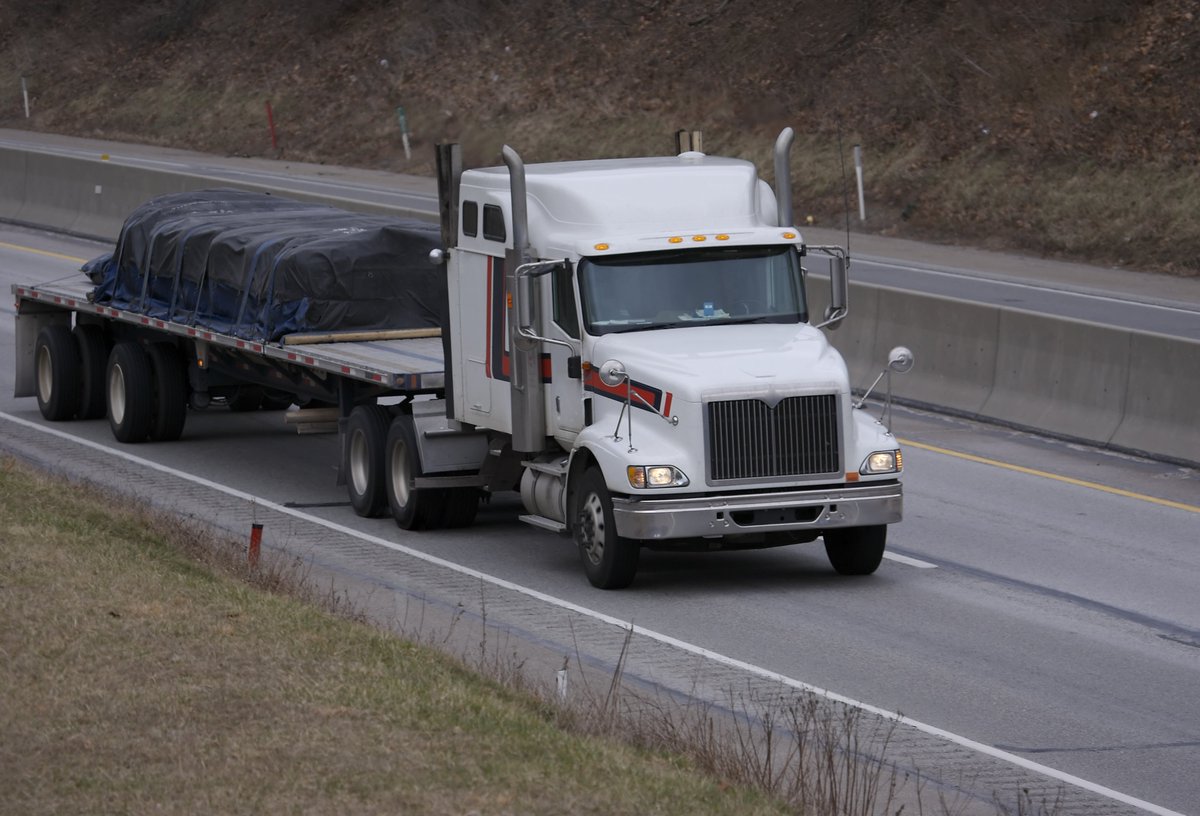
[[668, 236, 683, 244], [692, 235, 707, 242], [782, 231, 798, 239], [716, 234, 730, 241], [594, 243, 610, 251]]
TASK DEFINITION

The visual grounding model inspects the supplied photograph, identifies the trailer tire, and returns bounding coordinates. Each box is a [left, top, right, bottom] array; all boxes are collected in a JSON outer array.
[[345, 405, 391, 517], [261, 390, 295, 411], [823, 525, 887, 576], [35, 324, 83, 421], [439, 488, 480, 529], [107, 342, 154, 443], [74, 324, 110, 420], [147, 343, 188, 442], [384, 413, 447, 530], [573, 468, 639, 589], [228, 386, 264, 412]]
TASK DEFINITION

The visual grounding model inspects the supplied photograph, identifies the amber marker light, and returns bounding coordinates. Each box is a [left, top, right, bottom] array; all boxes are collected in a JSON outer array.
[[692, 235, 707, 242], [593, 243, 610, 251], [668, 236, 684, 244], [716, 234, 730, 240], [782, 231, 798, 239]]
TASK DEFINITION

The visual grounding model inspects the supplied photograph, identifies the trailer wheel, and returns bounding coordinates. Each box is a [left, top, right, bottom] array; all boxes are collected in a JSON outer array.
[[573, 468, 639, 589], [260, 390, 295, 411], [823, 525, 887, 576], [439, 488, 480, 529], [228, 386, 264, 412], [345, 405, 391, 517], [74, 323, 110, 420], [35, 324, 82, 421], [107, 342, 154, 443], [147, 343, 188, 442], [384, 413, 447, 530]]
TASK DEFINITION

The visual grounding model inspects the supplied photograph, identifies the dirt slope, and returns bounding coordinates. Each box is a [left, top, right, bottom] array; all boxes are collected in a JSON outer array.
[[2, 0, 1197, 275]]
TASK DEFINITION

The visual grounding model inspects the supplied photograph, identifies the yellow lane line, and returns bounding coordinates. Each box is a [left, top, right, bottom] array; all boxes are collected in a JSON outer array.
[[899, 438, 1200, 514], [0, 240, 87, 264]]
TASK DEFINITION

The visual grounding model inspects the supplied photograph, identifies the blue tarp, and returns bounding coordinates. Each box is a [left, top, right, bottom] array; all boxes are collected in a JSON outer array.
[[85, 189, 445, 342]]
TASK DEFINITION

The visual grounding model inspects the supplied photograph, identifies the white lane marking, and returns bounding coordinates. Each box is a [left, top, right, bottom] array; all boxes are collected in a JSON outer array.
[[0, 410, 1185, 816], [884, 552, 938, 568], [852, 256, 1200, 316]]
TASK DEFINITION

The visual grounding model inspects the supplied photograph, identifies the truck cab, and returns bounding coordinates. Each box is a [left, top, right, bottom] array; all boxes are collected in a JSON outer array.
[[436, 131, 907, 588]]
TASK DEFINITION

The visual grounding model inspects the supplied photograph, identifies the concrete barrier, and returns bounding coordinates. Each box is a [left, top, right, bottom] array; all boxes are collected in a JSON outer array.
[[982, 310, 1132, 444], [3, 145, 1196, 466], [1111, 332, 1200, 464], [0, 147, 29, 223]]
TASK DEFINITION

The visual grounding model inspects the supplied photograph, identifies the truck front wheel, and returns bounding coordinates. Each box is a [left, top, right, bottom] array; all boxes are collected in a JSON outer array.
[[345, 405, 391, 517], [573, 468, 639, 590], [823, 525, 887, 575], [384, 413, 446, 530]]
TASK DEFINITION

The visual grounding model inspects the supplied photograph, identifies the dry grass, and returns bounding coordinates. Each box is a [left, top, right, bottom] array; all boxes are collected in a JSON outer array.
[[0, 455, 787, 816]]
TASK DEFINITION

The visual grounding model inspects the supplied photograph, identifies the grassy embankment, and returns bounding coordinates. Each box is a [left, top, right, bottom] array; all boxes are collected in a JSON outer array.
[[0, 455, 789, 815]]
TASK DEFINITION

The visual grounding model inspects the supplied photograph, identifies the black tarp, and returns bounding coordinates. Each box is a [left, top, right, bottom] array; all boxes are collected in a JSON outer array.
[[84, 189, 445, 342]]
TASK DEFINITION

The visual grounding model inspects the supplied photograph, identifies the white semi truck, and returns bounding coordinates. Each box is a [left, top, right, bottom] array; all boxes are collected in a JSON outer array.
[[13, 129, 911, 588]]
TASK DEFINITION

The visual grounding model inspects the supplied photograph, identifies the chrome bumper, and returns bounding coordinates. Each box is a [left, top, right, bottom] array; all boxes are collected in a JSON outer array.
[[611, 482, 902, 540]]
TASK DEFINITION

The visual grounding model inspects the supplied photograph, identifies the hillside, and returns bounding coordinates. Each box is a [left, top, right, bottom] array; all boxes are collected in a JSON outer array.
[[2, 0, 1198, 275]]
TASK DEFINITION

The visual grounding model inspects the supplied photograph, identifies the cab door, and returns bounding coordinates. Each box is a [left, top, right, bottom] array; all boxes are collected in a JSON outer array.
[[543, 262, 585, 442]]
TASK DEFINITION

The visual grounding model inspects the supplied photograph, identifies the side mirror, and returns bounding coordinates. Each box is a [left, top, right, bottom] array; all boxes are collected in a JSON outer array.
[[598, 359, 628, 387], [888, 346, 914, 373]]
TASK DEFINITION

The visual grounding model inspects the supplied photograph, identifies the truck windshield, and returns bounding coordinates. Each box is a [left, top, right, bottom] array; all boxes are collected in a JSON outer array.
[[578, 245, 806, 335]]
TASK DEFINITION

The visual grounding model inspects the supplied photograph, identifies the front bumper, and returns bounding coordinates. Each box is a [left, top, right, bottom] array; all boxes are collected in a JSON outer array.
[[611, 481, 902, 540]]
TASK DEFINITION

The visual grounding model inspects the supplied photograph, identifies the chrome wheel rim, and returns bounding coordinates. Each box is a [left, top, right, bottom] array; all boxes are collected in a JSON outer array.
[[578, 492, 606, 565], [389, 438, 411, 507], [36, 345, 53, 403], [349, 429, 369, 496], [108, 363, 126, 424]]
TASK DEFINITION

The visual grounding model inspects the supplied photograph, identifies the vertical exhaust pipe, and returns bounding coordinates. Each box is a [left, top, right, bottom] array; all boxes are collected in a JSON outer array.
[[774, 127, 795, 228], [501, 145, 546, 453]]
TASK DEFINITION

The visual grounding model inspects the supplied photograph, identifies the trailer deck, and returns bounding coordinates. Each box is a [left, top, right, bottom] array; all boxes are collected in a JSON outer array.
[[13, 280, 446, 391]]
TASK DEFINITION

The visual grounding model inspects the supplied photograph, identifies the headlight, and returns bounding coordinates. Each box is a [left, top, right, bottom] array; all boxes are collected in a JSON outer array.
[[627, 465, 689, 489], [860, 450, 902, 474]]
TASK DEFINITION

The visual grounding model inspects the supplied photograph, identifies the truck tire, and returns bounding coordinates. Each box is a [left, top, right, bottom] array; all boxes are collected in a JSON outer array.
[[74, 323, 110, 420], [439, 488, 480, 529], [572, 468, 639, 590], [345, 404, 391, 517], [107, 342, 154, 443], [384, 413, 447, 530], [35, 324, 82, 421], [228, 386, 264, 412], [147, 343, 188, 442], [823, 525, 887, 575]]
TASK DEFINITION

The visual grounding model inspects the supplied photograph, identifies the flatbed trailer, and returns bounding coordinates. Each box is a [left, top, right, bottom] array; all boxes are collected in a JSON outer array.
[[13, 280, 447, 395]]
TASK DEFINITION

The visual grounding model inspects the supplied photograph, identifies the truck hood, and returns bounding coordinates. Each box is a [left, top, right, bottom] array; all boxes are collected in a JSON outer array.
[[587, 323, 848, 404]]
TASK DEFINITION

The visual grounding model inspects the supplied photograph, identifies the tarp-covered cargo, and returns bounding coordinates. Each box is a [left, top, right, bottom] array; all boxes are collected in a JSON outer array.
[[84, 189, 445, 342]]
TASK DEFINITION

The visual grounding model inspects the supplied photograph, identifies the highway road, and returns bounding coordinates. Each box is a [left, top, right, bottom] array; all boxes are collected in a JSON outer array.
[[3, 219, 1198, 815]]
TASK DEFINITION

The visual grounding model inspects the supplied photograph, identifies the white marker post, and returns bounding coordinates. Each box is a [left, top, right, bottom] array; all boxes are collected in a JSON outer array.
[[397, 106, 411, 160], [21, 76, 30, 119], [854, 144, 866, 222]]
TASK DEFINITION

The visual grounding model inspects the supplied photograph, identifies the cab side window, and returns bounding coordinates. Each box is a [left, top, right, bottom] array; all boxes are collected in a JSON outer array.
[[552, 263, 581, 339]]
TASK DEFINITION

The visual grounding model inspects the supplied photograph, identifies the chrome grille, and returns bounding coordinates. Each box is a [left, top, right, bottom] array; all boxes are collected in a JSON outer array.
[[706, 394, 840, 481]]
